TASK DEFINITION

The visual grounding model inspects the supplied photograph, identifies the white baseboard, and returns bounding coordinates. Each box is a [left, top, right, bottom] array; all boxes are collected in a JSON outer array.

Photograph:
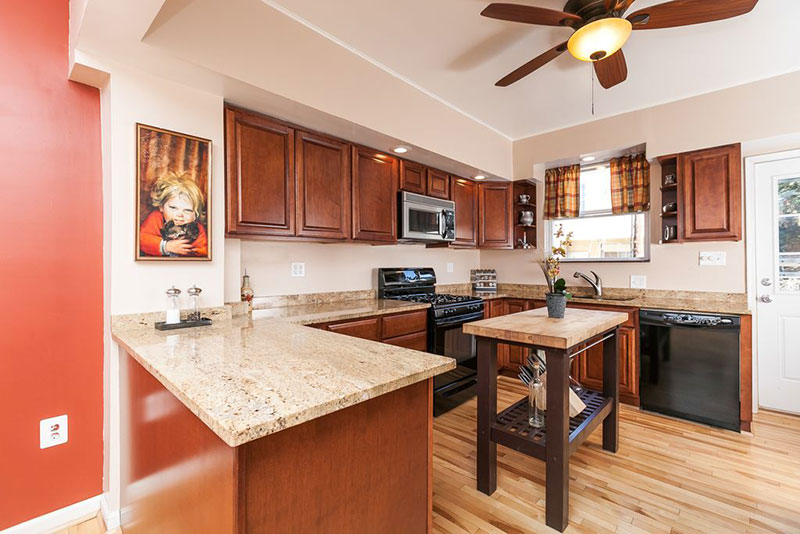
[[100, 493, 121, 531], [0, 495, 101, 534]]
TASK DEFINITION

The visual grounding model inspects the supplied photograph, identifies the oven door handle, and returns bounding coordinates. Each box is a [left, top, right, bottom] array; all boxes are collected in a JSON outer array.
[[435, 311, 485, 326]]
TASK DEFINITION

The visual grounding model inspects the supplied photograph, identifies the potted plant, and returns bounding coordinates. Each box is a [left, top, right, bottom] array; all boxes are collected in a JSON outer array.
[[537, 224, 573, 318]]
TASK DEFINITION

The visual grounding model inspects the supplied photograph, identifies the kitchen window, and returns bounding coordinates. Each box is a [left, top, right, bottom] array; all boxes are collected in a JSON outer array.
[[547, 163, 650, 262]]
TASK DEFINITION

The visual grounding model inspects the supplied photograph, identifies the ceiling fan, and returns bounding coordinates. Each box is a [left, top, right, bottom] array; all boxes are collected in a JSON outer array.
[[482, 0, 759, 89]]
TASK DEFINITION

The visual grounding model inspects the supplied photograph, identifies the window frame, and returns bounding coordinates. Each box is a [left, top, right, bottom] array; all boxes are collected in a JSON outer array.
[[545, 162, 651, 263]]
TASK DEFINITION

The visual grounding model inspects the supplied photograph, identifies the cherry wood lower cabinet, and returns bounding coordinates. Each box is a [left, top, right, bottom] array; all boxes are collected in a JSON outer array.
[[120, 353, 433, 534], [314, 309, 428, 350]]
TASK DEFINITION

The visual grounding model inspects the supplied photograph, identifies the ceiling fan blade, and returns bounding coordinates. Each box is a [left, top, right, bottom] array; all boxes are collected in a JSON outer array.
[[481, 3, 583, 28], [496, 41, 568, 87], [627, 0, 757, 30], [594, 49, 628, 89]]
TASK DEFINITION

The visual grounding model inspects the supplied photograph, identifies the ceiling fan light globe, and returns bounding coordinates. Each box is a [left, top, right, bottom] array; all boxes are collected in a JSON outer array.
[[567, 18, 632, 62]]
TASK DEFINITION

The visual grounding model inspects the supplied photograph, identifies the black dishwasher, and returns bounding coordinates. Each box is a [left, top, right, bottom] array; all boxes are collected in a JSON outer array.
[[639, 309, 740, 431]]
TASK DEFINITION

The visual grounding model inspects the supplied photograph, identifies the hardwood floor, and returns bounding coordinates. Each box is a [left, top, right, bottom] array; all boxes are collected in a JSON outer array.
[[52, 378, 800, 534], [432, 376, 800, 534], [52, 513, 106, 534]]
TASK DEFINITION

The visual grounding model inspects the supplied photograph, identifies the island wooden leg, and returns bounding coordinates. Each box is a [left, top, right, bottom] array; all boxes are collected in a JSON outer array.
[[602, 328, 620, 453], [476, 337, 497, 495], [545, 349, 570, 532]]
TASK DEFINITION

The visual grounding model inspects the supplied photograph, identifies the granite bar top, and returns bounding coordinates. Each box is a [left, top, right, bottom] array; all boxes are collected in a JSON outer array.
[[112, 299, 452, 447], [439, 284, 750, 315], [251, 298, 430, 325], [463, 307, 628, 349]]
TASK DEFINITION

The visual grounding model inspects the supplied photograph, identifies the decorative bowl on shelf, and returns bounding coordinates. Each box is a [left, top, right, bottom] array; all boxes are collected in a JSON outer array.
[[519, 210, 534, 226], [662, 202, 677, 213]]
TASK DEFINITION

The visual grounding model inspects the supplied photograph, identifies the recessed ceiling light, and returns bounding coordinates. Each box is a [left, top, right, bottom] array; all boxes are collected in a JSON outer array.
[[581, 156, 596, 162], [474, 174, 487, 180], [393, 146, 410, 154]]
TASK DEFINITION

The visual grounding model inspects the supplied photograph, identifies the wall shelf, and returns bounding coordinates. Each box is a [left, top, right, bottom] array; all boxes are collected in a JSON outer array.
[[513, 180, 537, 250]]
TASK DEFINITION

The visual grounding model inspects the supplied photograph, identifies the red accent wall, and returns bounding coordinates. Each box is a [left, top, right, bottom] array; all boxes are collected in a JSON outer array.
[[0, 1, 104, 529]]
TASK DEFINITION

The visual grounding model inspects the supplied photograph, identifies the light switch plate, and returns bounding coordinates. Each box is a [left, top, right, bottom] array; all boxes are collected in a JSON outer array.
[[446, 262, 454, 273], [630, 275, 646, 289], [290, 262, 305, 277], [699, 252, 726, 266], [40, 414, 68, 449]]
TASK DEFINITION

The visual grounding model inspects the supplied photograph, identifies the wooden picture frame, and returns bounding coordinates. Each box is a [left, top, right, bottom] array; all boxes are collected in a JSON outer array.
[[135, 123, 211, 261]]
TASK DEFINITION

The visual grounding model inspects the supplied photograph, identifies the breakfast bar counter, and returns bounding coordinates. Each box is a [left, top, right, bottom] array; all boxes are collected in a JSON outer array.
[[463, 307, 628, 532], [112, 309, 454, 534]]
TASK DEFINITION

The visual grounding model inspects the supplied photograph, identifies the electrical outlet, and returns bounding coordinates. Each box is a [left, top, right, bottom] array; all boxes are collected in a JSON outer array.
[[446, 262, 454, 273], [290, 262, 305, 277], [630, 275, 646, 289], [40, 415, 68, 449], [699, 252, 726, 266]]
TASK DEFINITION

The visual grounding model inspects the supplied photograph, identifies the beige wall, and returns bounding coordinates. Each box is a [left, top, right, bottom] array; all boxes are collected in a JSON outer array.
[[238, 241, 479, 297], [478, 72, 800, 294]]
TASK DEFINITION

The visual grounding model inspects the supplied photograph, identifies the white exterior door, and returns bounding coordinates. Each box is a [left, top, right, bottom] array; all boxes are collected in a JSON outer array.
[[754, 155, 800, 414]]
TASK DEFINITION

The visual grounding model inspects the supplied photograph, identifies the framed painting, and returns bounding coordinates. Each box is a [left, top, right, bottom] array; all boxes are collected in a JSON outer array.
[[136, 123, 211, 261]]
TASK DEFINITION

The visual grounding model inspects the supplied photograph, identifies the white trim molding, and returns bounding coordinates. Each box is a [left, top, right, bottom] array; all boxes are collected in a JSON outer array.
[[744, 146, 800, 416], [0, 495, 101, 534], [100, 492, 121, 531]]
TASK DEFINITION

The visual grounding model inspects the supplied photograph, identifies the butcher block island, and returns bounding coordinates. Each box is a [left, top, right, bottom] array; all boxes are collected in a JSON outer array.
[[112, 307, 454, 534], [463, 307, 628, 532]]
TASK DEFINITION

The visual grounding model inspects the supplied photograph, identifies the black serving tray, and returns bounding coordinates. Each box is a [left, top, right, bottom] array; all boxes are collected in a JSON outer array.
[[154, 318, 212, 331]]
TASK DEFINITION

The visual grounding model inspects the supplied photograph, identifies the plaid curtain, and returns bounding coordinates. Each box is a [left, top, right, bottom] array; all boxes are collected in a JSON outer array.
[[544, 164, 580, 219], [610, 154, 650, 214]]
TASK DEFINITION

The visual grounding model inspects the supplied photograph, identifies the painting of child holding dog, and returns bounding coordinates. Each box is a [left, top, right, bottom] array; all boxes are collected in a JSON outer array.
[[136, 124, 211, 260]]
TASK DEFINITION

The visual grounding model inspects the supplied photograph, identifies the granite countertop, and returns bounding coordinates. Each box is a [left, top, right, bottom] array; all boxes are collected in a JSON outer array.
[[464, 307, 628, 349], [442, 285, 750, 315], [112, 299, 452, 448], [251, 298, 430, 325]]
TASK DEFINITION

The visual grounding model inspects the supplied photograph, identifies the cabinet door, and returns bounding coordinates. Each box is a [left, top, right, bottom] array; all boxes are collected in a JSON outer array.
[[503, 299, 530, 372], [486, 298, 506, 318], [399, 160, 426, 195], [680, 143, 742, 241], [575, 326, 638, 401], [327, 317, 381, 341], [351, 147, 399, 243], [225, 107, 295, 237], [296, 130, 351, 240], [478, 182, 513, 249], [383, 331, 428, 351], [451, 177, 478, 248], [426, 168, 451, 200]]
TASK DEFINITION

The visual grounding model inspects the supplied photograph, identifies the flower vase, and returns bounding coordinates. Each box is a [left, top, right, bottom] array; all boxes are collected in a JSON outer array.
[[545, 292, 567, 318]]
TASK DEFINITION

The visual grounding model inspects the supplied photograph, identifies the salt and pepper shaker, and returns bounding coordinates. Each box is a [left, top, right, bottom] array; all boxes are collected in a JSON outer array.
[[187, 285, 202, 321], [165, 286, 181, 325]]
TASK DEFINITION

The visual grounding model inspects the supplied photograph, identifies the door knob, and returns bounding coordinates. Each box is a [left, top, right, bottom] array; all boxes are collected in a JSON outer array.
[[761, 278, 772, 287], [759, 295, 773, 303]]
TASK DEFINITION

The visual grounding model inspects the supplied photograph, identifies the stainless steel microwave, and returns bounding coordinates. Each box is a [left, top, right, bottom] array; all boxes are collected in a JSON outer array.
[[399, 191, 455, 243]]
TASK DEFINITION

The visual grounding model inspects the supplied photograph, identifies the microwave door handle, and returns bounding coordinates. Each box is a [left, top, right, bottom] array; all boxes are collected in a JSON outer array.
[[439, 210, 446, 238]]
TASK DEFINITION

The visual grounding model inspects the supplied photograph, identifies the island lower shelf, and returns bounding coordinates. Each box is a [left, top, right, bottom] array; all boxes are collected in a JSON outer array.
[[491, 389, 613, 462]]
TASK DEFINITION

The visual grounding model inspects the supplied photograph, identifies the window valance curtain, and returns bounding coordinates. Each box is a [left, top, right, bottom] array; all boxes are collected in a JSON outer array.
[[544, 164, 580, 219], [610, 154, 650, 214]]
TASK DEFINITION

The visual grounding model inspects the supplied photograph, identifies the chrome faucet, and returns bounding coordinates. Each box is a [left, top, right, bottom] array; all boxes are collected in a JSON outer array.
[[573, 271, 602, 299]]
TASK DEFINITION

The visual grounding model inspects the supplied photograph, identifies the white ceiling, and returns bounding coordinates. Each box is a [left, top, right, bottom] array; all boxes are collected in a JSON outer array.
[[263, 0, 800, 139]]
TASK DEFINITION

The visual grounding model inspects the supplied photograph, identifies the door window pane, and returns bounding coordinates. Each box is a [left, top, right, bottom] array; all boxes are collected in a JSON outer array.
[[778, 177, 800, 292], [778, 177, 800, 215]]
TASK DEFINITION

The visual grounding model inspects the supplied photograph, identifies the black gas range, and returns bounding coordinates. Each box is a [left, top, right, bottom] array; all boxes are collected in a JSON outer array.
[[377, 268, 484, 414]]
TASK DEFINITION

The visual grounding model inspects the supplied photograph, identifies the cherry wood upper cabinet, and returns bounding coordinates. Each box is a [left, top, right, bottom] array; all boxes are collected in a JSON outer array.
[[399, 160, 426, 195], [451, 176, 478, 248], [679, 143, 742, 241], [225, 107, 295, 237], [295, 130, 351, 240], [478, 181, 513, 249], [426, 168, 451, 200], [351, 146, 399, 243]]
